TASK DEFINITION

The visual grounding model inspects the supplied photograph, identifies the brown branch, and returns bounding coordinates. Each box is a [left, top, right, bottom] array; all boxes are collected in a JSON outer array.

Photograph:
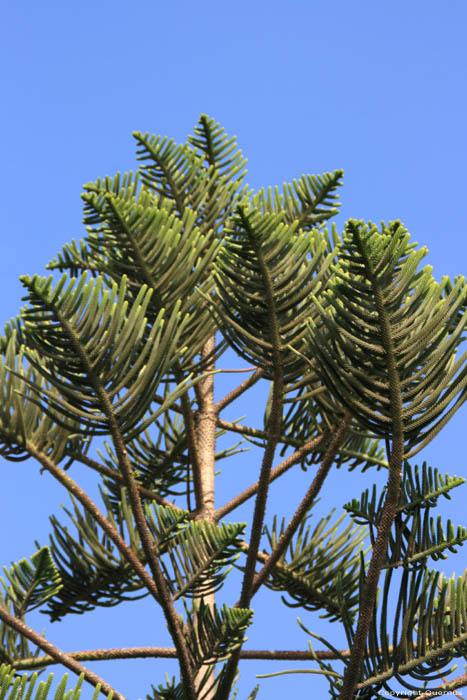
[[216, 418, 266, 441], [49, 308, 192, 688], [28, 444, 194, 700], [248, 413, 351, 599], [215, 368, 264, 413], [20, 638, 451, 671], [0, 605, 124, 699], [213, 432, 326, 522], [11, 646, 354, 671], [69, 453, 182, 510], [101, 403, 196, 700]]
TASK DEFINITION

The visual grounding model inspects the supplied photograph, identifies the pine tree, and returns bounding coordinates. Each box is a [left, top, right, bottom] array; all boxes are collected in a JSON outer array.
[[1, 115, 467, 700]]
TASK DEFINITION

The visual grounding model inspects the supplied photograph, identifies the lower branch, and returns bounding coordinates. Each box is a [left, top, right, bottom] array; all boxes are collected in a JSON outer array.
[[11, 647, 353, 671], [0, 605, 124, 700], [13, 639, 436, 671]]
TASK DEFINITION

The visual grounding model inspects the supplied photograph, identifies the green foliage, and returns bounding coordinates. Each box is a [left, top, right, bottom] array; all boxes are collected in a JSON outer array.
[[1, 548, 62, 619], [14, 273, 195, 437], [0, 549, 62, 668], [353, 567, 467, 697], [181, 600, 253, 666], [345, 461, 467, 569], [0, 666, 111, 700], [307, 219, 467, 457], [261, 509, 367, 623], [0, 337, 82, 463], [160, 520, 246, 600]]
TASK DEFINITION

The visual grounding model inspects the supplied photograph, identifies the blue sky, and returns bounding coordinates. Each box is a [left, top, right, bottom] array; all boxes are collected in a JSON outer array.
[[1, 1, 467, 699]]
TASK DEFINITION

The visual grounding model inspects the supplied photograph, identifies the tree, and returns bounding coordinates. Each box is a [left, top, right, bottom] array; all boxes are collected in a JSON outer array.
[[1, 115, 467, 700]]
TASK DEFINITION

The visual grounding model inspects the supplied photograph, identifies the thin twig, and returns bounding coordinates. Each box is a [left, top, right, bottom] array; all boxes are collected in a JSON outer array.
[[216, 418, 267, 440], [0, 605, 124, 699], [213, 432, 326, 522], [215, 368, 264, 413]]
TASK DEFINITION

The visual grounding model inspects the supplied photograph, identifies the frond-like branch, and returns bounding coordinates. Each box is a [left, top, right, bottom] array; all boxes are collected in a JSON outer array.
[[15, 273, 198, 437], [261, 509, 367, 622], [308, 220, 467, 458], [1, 548, 62, 619], [252, 170, 343, 231], [211, 206, 333, 381]]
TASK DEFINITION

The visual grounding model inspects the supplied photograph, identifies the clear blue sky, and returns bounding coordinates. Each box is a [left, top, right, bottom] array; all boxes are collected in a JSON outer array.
[[1, 1, 467, 699]]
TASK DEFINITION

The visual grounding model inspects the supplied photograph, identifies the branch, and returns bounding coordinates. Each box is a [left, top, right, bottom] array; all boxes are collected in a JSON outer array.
[[215, 368, 264, 413], [217, 418, 390, 468], [216, 367, 257, 373], [11, 646, 354, 670], [216, 418, 267, 441], [18, 639, 445, 671], [0, 604, 124, 699], [213, 433, 326, 522], [248, 413, 351, 598]]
